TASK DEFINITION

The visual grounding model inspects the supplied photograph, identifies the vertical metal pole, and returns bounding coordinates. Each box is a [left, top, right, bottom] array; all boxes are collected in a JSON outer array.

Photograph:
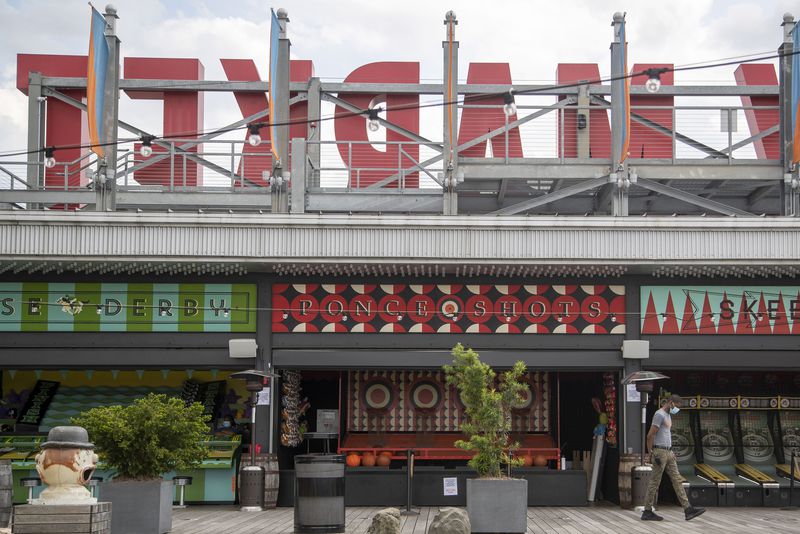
[[640, 393, 648, 466], [610, 12, 628, 216], [251, 391, 258, 466], [577, 83, 591, 158], [306, 77, 321, 187], [727, 108, 733, 164], [26, 72, 43, 208], [97, 5, 120, 211], [781, 15, 799, 216], [790, 450, 796, 507], [290, 138, 307, 213], [271, 8, 291, 213], [442, 10, 459, 215]]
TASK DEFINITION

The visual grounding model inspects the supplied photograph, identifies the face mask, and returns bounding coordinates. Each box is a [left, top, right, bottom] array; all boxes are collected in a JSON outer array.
[[670, 406, 680, 415], [222, 421, 232, 428]]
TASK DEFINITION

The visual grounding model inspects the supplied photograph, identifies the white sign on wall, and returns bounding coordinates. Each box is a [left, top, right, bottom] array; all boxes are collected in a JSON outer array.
[[443, 477, 458, 496]]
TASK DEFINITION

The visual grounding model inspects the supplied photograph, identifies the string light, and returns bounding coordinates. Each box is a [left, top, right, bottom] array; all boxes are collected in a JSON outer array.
[[367, 108, 381, 132], [644, 68, 668, 93], [502, 90, 517, 116], [247, 124, 262, 146], [44, 147, 56, 168], [139, 135, 155, 157]]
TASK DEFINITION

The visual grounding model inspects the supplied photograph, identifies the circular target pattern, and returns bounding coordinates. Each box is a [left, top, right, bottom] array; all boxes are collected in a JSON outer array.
[[410, 381, 442, 410], [348, 295, 377, 323], [494, 295, 522, 324], [702, 431, 733, 461], [700, 398, 710, 408], [437, 295, 464, 323], [523, 295, 550, 324], [742, 432, 772, 462], [465, 295, 493, 323], [689, 398, 698, 408], [672, 433, 693, 463], [740, 398, 750, 408], [363, 380, 394, 410], [781, 397, 790, 408], [511, 387, 534, 411], [320, 294, 347, 323], [553, 296, 579, 324], [408, 295, 435, 323], [581, 295, 609, 324], [770, 398, 778, 408], [291, 295, 318, 323], [378, 295, 406, 323], [729, 398, 738, 408]]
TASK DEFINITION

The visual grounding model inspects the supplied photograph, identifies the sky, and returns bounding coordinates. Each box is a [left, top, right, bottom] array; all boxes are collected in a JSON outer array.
[[0, 0, 795, 183]]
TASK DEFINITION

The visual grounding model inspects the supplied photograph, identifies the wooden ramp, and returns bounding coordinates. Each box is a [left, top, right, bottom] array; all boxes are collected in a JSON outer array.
[[171, 505, 800, 534]]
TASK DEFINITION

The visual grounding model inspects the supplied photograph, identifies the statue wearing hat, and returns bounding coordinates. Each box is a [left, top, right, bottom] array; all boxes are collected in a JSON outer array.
[[34, 426, 98, 504]]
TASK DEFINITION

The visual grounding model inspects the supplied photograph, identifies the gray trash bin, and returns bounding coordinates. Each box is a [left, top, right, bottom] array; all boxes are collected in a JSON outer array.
[[294, 454, 345, 533], [631, 465, 653, 508]]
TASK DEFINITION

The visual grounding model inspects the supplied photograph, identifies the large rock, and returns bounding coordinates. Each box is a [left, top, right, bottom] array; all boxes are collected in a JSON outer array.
[[367, 507, 401, 534], [427, 507, 470, 534]]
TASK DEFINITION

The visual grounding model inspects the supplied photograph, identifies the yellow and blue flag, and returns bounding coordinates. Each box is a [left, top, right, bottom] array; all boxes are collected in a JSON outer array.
[[268, 8, 281, 163], [614, 17, 630, 164], [87, 6, 109, 159], [792, 23, 800, 165]]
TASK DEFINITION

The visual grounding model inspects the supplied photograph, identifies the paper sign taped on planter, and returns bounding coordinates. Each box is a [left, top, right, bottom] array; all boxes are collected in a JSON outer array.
[[257, 387, 271, 405], [443, 477, 458, 496]]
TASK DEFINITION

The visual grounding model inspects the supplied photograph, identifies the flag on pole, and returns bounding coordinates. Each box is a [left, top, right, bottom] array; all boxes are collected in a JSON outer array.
[[792, 23, 800, 165], [615, 17, 631, 164], [268, 8, 281, 163], [87, 6, 109, 159]]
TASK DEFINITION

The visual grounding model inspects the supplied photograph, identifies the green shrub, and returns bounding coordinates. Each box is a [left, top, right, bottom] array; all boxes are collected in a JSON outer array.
[[444, 343, 528, 478], [72, 393, 210, 480]]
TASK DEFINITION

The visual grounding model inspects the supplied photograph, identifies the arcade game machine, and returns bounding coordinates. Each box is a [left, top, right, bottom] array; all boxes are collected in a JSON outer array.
[[671, 411, 718, 506], [732, 405, 783, 507], [695, 405, 762, 506], [775, 406, 800, 486]]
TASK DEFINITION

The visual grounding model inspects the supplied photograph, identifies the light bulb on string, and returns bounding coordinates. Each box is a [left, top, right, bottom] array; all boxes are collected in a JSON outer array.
[[644, 68, 667, 94], [248, 124, 262, 146], [139, 135, 155, 158], [44, 147, 56, 169], [367, 108, 381, 132], [502, 89, 517, 117]]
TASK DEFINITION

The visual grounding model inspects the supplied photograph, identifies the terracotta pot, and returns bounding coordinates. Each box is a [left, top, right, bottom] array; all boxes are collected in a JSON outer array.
[[533, 454, 548, 467], [376, 454, 391, 467], [362, 453, 376, 467], [346, 453, 361, 467], [522, 454, 534, 467]]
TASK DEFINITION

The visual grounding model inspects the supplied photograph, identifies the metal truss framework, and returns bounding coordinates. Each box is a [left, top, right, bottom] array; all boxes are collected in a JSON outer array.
[[1, 10, 799, 219]]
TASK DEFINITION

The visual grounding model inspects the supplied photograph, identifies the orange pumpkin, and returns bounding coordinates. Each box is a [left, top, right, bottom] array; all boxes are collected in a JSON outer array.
[[346, 453, 361, 467], [533, 455, 548, 467], [522, 454, 534, 467], [376, 454, 391, 467], [378, 451, 393, 457], [362, 452, 377, 467]]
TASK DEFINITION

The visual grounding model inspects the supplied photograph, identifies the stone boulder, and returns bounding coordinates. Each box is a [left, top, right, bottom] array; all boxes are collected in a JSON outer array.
[[367, 507, 401, 534], [427, 507, 470, 534]]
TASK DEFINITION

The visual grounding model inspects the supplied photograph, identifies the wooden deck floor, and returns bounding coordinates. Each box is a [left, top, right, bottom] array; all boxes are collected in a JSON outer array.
[[171, 505, 800, 534]]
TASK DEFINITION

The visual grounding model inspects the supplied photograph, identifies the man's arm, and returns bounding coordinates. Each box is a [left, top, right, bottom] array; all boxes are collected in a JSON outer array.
[[646, 424, 659, 453]]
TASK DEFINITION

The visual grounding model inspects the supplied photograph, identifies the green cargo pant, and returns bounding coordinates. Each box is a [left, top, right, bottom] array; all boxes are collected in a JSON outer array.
[[645, 448, 690, 511]]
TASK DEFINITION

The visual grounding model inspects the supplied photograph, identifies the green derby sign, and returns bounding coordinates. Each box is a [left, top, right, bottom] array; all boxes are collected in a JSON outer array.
[[0, 282, 256, 332]]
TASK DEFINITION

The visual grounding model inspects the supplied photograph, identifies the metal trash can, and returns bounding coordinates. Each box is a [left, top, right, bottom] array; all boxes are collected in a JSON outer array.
[[294, 454, 345, 533], [240, 466, 265, 511], [631, 465, 653, 508]]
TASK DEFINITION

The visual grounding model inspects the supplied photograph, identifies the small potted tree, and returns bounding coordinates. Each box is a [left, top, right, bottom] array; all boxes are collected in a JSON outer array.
[[73, 393, 209, 534], [444, 344, 529, 534]]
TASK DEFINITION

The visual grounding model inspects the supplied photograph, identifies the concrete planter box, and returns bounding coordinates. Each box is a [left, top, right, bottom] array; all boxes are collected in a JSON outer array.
[[467, 478, 528, 533], [100, 479, 172, 534]]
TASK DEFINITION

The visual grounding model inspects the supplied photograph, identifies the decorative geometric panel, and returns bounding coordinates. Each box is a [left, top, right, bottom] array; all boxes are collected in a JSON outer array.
[[274, 283, 625, 334], [347, 370, 549, 433]]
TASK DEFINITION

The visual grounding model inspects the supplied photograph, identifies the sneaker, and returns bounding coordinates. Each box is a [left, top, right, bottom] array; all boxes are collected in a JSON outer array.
[[684, 506, 706, 521], [641, 510, 664, 521]]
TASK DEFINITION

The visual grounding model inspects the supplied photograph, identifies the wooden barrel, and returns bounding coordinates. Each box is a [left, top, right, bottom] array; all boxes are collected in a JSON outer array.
[[0, 460, 12, 528], [239, 453, 280, 509], [618, 453, 639, 509]]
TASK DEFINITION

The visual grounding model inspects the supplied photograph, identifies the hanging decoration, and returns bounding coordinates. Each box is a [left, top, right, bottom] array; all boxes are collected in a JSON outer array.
[[161, 369, 170, 380], [280, 370, 309, 447], [603, 372, 618, 446], [135, 369, 145, 380]]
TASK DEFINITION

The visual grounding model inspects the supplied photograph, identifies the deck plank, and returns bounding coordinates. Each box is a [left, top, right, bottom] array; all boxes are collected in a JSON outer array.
[[171, 505, 800, 534]]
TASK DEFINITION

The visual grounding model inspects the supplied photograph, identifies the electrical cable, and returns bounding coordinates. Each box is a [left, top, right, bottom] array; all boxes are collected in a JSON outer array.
[[0, 48, 797, 159]]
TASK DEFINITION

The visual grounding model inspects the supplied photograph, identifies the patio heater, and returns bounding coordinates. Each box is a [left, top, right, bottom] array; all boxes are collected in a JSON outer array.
[[230, 368, 278, 512], [621, 370, 669, 509], [621, 371, 670, 465]]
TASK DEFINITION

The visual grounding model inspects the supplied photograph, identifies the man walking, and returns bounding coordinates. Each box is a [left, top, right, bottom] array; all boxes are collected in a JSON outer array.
[[641, 394, 706, 521]]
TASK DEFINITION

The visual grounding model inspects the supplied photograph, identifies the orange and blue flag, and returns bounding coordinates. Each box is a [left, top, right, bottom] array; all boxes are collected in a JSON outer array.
[[614, 17, 630, 164], [268, 8, 281, 163], [792, 23, 800, 166], [87, 6, 109, 159]]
